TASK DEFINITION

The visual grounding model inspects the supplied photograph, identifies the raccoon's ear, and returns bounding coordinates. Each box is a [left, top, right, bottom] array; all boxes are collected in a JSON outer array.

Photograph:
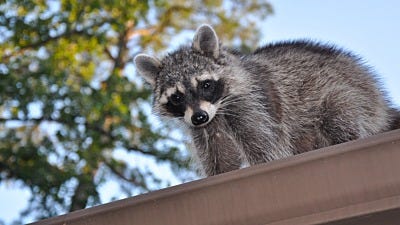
[[192, 24, 220, 59], [134, 54, 162, 86]]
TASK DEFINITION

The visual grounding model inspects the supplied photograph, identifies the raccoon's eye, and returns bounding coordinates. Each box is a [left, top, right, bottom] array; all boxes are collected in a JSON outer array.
[[170, 93, 184, 105], [201, 80, 215, 91]]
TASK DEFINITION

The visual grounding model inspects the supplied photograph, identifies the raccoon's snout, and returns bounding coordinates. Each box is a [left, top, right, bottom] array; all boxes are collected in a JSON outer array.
[[191, 110, 209, 126], [184, 101, 216, 127]]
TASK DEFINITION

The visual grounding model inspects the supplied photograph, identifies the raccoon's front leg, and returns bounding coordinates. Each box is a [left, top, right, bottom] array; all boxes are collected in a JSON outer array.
[[226, 109, 293, 165], [235, 124, 292, 164], [191, 117, 242, 176]]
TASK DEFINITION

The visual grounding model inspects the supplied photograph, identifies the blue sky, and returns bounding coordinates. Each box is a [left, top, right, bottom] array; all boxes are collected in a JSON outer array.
[[1, 1, 399, 224], [262, 0, 400, 105]]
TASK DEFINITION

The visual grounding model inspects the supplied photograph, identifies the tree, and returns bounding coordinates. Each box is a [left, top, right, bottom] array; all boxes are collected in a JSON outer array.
[[0, 0, 273, 223]]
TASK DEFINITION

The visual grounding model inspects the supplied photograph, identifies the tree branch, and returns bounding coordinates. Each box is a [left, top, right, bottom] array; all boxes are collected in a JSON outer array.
[[104, 161, 145, 187], [1, 19, 113, 62], [104, 47, 115, 60], [126, 26, 156, 40], [69, 175, 97, 212], [0, 117, 173, 160], [0, 116, 110, 138]]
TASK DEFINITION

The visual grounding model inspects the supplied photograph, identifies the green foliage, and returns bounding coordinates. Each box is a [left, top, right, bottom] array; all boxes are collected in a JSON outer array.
[[0, 0, 272, 223]]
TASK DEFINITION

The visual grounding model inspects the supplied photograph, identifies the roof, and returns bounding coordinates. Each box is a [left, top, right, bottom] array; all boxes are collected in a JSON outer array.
[[30, 129, 400, 225]]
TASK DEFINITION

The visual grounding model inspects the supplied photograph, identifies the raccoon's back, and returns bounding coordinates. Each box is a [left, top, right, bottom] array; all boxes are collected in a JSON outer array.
[[244, 40, 391, 135]]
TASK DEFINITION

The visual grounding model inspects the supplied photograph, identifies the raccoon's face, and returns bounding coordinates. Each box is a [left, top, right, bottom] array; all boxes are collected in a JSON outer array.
[[155, 70, 226, 127], [134, 24, 229, 127]]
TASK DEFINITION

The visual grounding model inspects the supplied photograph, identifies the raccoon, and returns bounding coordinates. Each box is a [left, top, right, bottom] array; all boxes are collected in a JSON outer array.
[[134, 24, 400, 176]]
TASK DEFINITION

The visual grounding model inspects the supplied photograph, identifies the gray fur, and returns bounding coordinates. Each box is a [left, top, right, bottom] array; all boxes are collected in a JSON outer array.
[[134, 24, 400, 176], [134, 54, 161, 85], [192, 24, 220, 59]]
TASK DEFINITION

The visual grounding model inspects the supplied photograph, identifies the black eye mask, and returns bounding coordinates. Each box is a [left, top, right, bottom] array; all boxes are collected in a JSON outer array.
[[198, 79, 225, 103]]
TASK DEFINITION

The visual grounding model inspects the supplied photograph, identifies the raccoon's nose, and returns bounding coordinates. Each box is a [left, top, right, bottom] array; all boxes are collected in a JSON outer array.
[[191, 110, 209, 126]]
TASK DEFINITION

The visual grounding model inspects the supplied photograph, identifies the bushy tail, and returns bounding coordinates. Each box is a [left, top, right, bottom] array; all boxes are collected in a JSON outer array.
[[389, 108, 400, 130]]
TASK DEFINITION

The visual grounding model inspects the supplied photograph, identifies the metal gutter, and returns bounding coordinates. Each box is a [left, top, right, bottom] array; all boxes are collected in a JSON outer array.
[[30, 129, 400, 225]]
